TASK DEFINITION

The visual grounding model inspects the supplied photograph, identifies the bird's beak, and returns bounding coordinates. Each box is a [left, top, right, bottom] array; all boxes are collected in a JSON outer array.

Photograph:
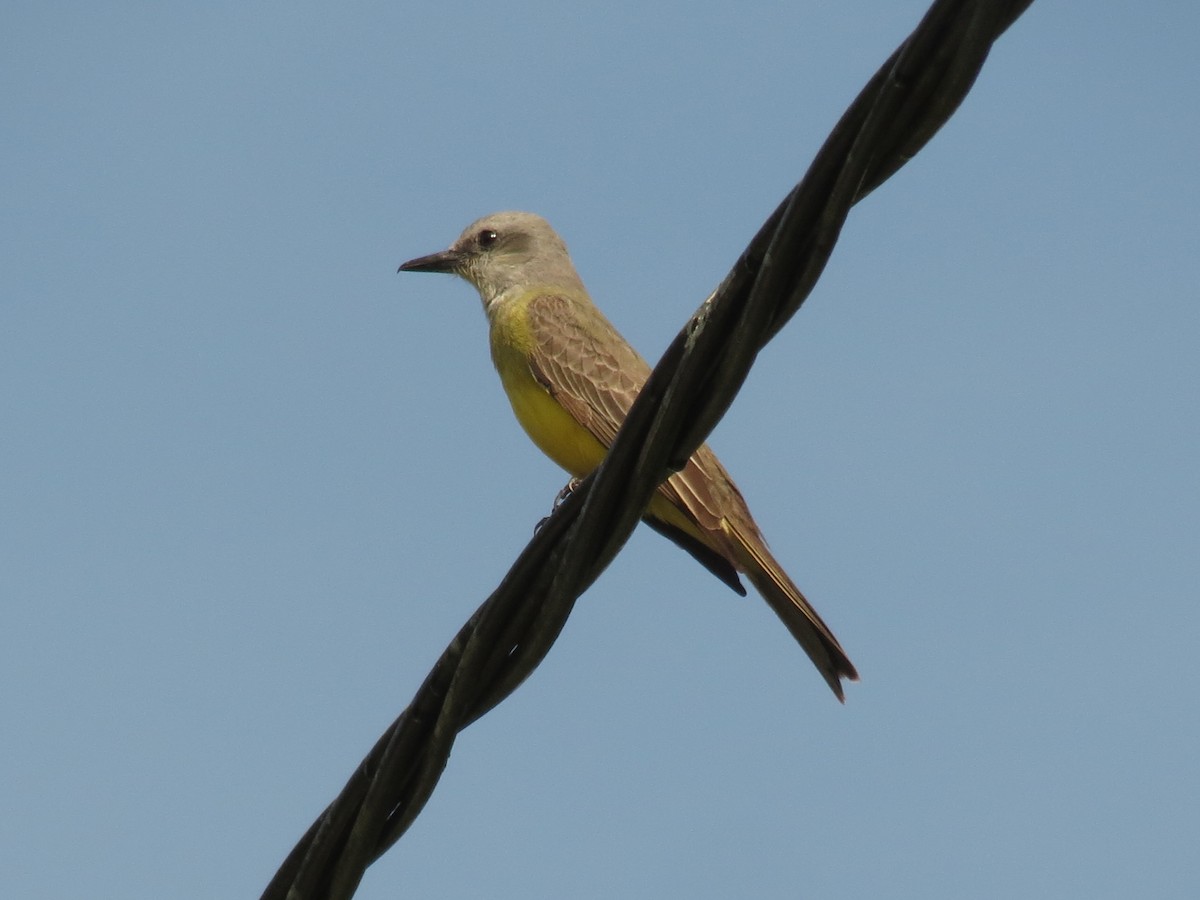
[[397, 248, 462, 274]]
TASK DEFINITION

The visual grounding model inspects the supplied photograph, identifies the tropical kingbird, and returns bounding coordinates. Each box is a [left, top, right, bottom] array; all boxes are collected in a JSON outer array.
[[399, 211, 857, 700]]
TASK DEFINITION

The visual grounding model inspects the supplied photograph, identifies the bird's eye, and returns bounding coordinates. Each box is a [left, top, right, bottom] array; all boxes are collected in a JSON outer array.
[[477, 229, 499, 248]]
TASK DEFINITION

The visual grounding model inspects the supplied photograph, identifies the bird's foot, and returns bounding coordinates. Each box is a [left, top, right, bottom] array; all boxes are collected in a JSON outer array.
[[553, 477, 583, 510], [534, 477, 583, 535]]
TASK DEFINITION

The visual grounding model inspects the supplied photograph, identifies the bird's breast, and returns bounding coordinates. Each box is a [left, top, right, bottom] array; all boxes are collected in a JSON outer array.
[[488, 294, 608, 479]]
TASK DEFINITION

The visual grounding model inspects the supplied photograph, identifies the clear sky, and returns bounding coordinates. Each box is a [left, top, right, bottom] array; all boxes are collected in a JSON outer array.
[[3, 3, 1198, 898]]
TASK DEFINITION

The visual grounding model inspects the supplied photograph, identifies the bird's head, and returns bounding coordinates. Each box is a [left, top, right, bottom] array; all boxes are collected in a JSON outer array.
[[398, 211, 584, 307]]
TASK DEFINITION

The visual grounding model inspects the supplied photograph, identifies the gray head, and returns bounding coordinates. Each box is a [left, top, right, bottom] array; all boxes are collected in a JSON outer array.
[[398, 211, 585, 305]]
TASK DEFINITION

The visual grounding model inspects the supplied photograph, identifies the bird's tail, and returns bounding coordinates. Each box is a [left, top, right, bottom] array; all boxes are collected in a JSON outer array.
[[726, 521, 859, 701]]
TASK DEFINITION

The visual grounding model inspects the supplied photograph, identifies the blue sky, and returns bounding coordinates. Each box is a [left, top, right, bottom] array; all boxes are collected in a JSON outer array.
[[3, 3, 1198, 898]]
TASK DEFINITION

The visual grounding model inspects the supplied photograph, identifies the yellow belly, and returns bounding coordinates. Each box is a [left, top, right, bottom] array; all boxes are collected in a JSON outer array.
[[500, 361, 608, 478]]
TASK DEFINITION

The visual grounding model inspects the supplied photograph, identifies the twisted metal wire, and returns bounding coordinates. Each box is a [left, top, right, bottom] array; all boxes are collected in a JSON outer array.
[[261, 2, 1035, 896]]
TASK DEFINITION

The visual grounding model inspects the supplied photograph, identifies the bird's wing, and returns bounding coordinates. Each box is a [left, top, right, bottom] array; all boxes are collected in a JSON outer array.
[[525, 293, 746, 592], [525, 293, 751, 584], [524, 291, 737, 532], [524, 292, 649, 449]]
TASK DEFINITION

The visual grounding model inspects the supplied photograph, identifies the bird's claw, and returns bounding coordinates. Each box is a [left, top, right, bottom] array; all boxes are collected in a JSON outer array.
[[534, 477, 583, 535], [553, 477, 583, 510]]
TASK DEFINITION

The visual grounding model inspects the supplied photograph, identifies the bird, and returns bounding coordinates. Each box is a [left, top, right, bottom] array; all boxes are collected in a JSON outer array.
[[399, 211, 857, 700]]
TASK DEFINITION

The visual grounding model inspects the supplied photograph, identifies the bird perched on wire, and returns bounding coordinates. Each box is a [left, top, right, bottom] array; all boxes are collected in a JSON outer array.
[[400, 211, 857, 700]]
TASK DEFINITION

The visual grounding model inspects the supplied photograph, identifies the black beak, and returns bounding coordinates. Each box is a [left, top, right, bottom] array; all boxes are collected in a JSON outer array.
[[397, 248, 461, 274]]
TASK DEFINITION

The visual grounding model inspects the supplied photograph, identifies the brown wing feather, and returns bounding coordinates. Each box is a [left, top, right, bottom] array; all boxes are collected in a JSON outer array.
[[525, 293, 648, 448], [526, 293, 727, 523], [524, 292, 744, 589]]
